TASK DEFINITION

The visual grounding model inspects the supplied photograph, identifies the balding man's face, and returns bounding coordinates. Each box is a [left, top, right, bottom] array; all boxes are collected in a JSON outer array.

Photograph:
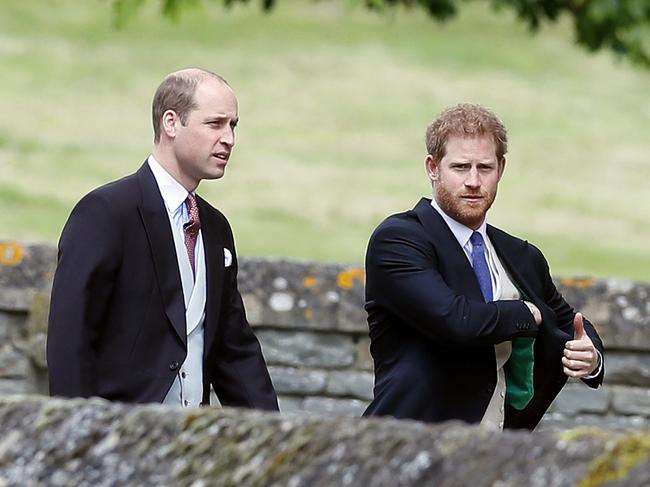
[[170, 79, 238, 188]]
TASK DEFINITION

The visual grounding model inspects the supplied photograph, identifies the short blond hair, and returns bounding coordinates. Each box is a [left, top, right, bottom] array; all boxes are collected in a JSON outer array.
[[425, 103, 508, 161]]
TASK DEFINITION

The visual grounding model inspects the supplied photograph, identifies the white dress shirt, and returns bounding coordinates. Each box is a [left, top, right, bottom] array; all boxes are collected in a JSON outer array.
[[430, 199, 516, 429], [148, 155, 206, 408]]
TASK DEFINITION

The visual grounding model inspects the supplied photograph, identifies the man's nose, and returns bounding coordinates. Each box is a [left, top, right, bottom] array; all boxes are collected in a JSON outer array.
[[221, 128, 235, 148], [464, 168, 480, 187]]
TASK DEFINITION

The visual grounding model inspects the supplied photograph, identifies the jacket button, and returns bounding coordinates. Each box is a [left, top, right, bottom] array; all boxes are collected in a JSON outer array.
[[169, 361, 180, 371]]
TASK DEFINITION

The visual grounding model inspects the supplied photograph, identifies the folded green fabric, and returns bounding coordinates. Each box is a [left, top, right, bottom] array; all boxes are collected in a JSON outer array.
[[504, 337, 535, 410]]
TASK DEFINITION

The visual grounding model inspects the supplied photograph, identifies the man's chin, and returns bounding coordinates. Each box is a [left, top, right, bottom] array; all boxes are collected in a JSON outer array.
[[202, 169, 226, 181], [454, 210, 486, 229]]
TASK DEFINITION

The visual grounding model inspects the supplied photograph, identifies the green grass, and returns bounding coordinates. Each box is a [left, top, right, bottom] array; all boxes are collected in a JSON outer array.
[[1, 0, 649, 281]]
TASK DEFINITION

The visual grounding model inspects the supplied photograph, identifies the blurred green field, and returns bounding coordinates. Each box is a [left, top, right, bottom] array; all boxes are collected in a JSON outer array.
[[1, 0, 649, 280]]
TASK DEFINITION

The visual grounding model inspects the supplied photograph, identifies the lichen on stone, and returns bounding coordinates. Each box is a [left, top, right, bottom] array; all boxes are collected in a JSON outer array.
[[576, 432, 650, 487]]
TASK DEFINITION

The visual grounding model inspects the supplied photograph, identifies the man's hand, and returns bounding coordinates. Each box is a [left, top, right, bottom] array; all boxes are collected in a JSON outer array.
[[562, 312, 599, 378]]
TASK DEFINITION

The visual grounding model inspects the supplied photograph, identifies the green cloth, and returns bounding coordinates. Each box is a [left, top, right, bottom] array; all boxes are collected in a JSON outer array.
[[504, 336, 535, 410]]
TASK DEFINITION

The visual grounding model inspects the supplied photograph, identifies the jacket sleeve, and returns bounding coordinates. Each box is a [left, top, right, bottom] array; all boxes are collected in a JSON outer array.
[[47, 192, 121, 397], [366, 220, 539, 346]]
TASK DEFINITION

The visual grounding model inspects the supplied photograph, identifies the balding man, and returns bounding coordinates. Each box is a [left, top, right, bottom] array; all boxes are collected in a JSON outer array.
[[47, 68, 278, 410]]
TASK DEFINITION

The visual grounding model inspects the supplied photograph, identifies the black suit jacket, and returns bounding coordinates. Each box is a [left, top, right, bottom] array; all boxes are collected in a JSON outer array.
[[47, 163, 278, 410], [363, 198, 604, 429]]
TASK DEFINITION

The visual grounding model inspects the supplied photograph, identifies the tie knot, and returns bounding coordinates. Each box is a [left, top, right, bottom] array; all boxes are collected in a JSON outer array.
[[470, 231, 484, 247], [186, 193, 198, 212]]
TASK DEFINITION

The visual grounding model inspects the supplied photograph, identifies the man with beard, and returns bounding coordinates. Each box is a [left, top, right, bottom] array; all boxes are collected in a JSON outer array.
[[362, 103, 604, 430]]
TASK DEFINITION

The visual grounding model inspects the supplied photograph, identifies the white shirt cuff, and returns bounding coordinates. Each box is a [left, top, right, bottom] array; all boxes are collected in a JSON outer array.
[[583, 349, 603, 380]]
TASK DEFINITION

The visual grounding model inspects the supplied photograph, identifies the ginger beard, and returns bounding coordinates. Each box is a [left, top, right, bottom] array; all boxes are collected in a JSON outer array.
[[434, 181, 497, 230]]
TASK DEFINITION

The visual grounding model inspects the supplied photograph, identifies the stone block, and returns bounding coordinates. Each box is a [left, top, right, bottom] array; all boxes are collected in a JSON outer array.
[[611, 385, 650, 416], [268, 366, 327, 396], [548, 382, 610, 415], [302, 396, 368, 417], [0, 344, 28, 379], [326, 370, 374, 401], [257, 330, 356, 369], [0, 289, 36, 312], [334, 288, 367, 333], [241, 292, 264, 326], [238, 258, 365, 332], [605, 352, 650, 387], [277, 395, 305, 414], [0, 242, 56, 310], [0, 379, 24, 395], [13, 291, 52, 370], [557, 277, 650, 351], [537, 412, 647, 433], [355, 336, 373, 371], [0, 312, 27, 342], [23, 365, 49, 396]]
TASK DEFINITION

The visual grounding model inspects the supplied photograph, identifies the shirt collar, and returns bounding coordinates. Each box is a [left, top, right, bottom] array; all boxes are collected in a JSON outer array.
[[147, 155, 191, 214], [430, 197, 488, 250]]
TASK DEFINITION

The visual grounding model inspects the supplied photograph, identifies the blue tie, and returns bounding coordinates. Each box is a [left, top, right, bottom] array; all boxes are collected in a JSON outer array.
[[470, 232, 493, 302]]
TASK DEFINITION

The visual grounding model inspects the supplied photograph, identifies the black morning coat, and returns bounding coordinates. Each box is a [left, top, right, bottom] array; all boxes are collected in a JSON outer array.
[[363, 198, 604, 430], [47, 162, 278, 410]]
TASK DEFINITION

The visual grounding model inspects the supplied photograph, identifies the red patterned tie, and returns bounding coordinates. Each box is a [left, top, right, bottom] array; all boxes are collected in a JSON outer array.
[[183, 194, 201, 276]]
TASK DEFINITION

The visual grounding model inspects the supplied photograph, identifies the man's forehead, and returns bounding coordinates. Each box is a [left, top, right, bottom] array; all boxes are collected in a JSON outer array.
[[194, 77, 235, 97], [193, 81, 237, 111], [441, 136, 498, 161]]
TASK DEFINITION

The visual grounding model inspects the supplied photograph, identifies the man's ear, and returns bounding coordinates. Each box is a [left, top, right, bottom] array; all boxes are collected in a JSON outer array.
[[497, 156, 506, 181], [161, 110, 178, 139], [425, 154, 439, 182]]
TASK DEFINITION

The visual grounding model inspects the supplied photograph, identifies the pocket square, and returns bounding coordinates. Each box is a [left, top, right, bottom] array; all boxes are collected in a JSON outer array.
[[224, 248, 232, 267]]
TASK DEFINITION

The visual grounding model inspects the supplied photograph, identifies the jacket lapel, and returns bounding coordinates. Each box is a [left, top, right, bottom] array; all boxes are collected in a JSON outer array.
[[136, 162, 187, 343], [197, 196, 225, 349], [413, 198, 484, 300], [486, 226, 544, 306]]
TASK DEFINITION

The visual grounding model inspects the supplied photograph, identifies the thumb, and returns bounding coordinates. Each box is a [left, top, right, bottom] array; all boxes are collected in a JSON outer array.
[[574, 312, 586, 340]]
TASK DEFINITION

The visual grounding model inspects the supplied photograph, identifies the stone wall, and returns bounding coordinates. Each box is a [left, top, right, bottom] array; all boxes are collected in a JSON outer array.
[[1, 241, 649, 431], [1, 395, 648, 487]]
